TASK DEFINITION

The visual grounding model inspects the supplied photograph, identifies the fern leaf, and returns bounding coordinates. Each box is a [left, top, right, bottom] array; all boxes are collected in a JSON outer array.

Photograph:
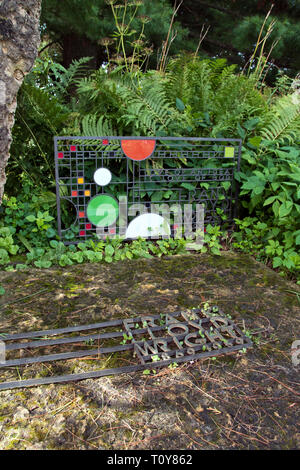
[[260, 95, 300, 144]]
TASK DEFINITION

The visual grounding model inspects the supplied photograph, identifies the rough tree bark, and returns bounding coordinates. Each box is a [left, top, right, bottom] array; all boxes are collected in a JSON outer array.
[[0, 0, 41, 204]]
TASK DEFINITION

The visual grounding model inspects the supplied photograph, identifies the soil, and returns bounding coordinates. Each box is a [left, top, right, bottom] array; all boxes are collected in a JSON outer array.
[[0, 251, 299, 450]]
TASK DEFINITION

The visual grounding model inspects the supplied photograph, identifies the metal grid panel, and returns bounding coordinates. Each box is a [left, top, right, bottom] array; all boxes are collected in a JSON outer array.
[[0, 307, 251, 390], [54, 136, 241, 243]]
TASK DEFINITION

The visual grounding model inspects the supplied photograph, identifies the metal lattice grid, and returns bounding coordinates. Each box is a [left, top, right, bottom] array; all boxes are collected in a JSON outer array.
[[0, 307, 251, 390], [54, 136, 241, 244]]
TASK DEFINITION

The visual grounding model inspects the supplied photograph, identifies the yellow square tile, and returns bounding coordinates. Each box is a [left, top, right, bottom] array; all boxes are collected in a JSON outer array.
[[78, 177, 84, 184], [84, 190, 91, 196], [224, 147, 234, 158]]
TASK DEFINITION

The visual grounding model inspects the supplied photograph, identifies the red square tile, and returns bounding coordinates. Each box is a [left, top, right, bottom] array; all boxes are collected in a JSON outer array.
[[70, 145, 76, 152], [102, 139, 109, 145], [86, 223, 92, 230], [79, 211, 85, 218], [58, 152, 64, 159], [79, 230, 86, 236], [72, 190, 78, 197]]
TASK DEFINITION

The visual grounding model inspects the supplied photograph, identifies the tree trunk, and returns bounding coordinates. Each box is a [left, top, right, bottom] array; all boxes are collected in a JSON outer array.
[[0, 0, 41, 204]]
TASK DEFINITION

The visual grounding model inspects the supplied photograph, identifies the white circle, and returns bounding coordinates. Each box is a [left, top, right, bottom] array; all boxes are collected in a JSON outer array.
[[94, 168, 112, 186], [125, 213, 171, 239]]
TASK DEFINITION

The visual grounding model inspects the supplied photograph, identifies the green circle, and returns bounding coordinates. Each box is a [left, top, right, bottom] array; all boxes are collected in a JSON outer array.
[[86, 195, 119, 227]]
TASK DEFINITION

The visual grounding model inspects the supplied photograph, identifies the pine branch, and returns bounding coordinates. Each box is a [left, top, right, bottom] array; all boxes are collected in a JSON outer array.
[[183, 1, 242, 19]]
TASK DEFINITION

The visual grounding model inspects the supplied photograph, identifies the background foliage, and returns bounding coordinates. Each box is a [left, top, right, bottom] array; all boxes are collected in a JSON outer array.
[[0, 0, 299, 286], [40, 0, 300, 77]]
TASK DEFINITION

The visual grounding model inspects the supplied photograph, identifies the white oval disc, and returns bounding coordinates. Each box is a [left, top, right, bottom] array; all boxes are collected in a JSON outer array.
[[125, 213, 170, 239]]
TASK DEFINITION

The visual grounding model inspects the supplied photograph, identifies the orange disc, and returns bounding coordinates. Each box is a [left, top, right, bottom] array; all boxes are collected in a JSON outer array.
[[121, 139, 156, 161]]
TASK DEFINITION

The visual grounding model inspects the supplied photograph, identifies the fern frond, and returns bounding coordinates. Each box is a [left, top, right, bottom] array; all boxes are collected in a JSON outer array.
[[164, 54, 191, 103], [212, 63, 236, 90], [81, 114, 119, 137], [77, 69, 186, 136], [22, 83, 70, 134], [164, 56, 213, 111], [260, 95, 300, 144], [212, 74, 268, 133], [49, 57, 93, 99], [164, 56, 237, 115]]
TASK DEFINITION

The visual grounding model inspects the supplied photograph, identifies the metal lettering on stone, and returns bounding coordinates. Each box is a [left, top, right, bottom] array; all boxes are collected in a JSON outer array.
[[0, 307, 251, 390]]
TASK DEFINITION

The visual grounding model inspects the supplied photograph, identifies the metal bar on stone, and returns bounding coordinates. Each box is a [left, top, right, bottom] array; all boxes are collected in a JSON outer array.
[[0, 307, 252, 391]]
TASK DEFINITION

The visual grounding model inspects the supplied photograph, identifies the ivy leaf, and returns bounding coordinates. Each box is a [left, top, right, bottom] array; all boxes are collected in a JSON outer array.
[[242, 176, 265, 191], [263, 196, 277, 206], [163, 190, 173, 199], [181, 182, 196, 191], [46, 228, 56, 238], [221, 181, 231, 191], [151, 191, 164, 202], [273, 257, 283, 268], [248, 136, 262, 148], [278, 201, 293, 218], [242, 151, 256, 164], [105, 245, 114, 257], [34, 260, 52, 269]]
